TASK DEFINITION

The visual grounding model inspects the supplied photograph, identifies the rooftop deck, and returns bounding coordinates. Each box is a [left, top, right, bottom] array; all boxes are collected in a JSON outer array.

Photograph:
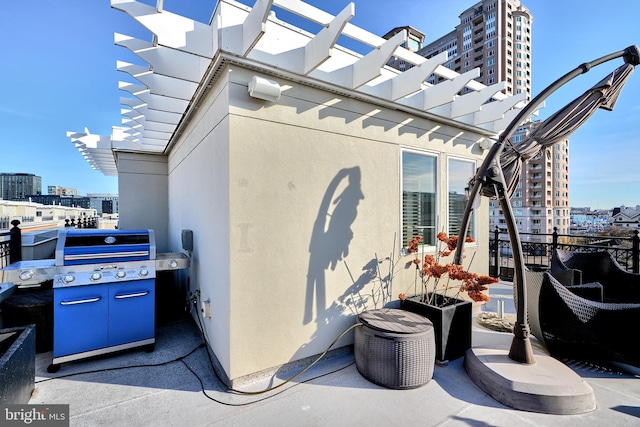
[[29, 282, 640, 426]]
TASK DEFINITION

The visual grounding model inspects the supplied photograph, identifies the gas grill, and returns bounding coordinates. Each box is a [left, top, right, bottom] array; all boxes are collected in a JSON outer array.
[[1, 228, 189, 372]]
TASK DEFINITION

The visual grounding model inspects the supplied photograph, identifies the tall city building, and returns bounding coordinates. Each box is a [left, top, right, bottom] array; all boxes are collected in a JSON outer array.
[[417, 0, 532, 102], [402, 0, 570, 240], [383, 26, 426, 71], [0, 173, 42, 200], [489, 123, 571, 237]]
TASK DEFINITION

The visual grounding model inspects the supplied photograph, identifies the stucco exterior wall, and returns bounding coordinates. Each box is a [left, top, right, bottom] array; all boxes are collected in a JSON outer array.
[[167, 74, 232, 377], [167, 63, 490, 382], [116, 152, 169, 252]]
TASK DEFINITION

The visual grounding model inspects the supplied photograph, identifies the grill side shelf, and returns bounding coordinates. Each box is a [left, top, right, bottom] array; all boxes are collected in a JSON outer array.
[[155, 252, 190, 271]]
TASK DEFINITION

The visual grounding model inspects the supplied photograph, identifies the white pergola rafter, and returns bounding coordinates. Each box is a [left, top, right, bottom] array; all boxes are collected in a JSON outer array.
[[67, 131, 119, 176], [71, 0, 539, 175], [115, 33, 211, 84]]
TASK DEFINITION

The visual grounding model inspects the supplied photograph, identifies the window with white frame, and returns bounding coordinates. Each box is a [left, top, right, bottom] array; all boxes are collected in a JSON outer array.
[[402, 151, 437, 247], [448, 158, 475, 239]]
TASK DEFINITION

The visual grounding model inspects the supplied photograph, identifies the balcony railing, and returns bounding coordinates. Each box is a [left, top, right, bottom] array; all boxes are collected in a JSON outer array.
[[0, 220, 22, 268], [1, 218, 100, 268], [489, 226, 640, 280]]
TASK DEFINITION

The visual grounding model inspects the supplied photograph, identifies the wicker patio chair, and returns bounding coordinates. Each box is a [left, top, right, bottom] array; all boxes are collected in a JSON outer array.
[[522, 269, 640, 368], [548, 251, 603, 301], [550, 249, 581, 285], [553, 249, 640, 302]]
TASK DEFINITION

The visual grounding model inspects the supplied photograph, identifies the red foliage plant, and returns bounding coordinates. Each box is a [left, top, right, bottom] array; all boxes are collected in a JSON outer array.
[[401, 232, 498, 306]]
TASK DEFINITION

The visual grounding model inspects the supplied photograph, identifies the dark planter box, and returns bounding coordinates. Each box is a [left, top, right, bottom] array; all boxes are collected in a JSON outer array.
[[2, 289, 53, 353], [401, 294, 472, 363], [0, 325, 36, 404]]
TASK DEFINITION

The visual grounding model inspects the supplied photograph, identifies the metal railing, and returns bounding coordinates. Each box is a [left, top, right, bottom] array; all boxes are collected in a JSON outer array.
[[0, 220, 22, 268], [1, 217, 100, 268], [489, 226, 640, 280]]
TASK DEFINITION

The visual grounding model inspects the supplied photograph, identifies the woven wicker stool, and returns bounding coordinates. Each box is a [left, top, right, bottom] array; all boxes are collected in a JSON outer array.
[[355, 308, 435, 389]]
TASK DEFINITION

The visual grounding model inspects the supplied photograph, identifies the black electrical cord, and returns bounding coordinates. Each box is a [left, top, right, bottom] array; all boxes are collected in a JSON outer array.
[[188, 290, 360, 396], [180, 356, 354, 407], [35, 342, 205, 384], [34, 293, 358, 407], [35, 331, 355, 407]]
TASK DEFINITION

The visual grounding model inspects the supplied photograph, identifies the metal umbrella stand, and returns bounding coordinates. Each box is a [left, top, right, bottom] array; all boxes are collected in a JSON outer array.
[[455, 45, 640, 414], [487, 61, 635, 202]]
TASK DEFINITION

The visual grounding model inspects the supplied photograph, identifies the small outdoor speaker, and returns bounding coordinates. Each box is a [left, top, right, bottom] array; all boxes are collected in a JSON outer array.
[[477, 138, 492, 150], [248, 76, 281, 102]]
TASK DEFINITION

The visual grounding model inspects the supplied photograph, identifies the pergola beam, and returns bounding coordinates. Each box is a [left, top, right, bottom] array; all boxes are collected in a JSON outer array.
[[74, 0, 535, 176], [304, 3, 354, 74]]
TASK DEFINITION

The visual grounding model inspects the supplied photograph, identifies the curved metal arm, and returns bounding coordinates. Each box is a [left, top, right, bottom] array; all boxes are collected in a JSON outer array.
[[452, 45, 639, 364], [454, 45, 639, 265]]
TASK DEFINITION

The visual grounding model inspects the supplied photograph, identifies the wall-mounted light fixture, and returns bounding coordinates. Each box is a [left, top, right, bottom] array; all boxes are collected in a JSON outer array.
[[248, 76, 281, 102]]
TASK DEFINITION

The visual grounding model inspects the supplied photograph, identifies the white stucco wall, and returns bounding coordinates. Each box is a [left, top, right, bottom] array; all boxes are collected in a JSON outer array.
[[167, 63, 491, 382], [167, 76, 233, 376], [116, 152, 169, 252]]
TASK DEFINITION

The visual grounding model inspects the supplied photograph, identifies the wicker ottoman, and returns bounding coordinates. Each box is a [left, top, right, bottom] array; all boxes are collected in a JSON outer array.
[[355, 308, 435, 389]]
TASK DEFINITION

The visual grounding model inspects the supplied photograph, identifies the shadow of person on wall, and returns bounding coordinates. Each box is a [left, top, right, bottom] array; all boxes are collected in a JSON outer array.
[[304, 167, 364, 325]]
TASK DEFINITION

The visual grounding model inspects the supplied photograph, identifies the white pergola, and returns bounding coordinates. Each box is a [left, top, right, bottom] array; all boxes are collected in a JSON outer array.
[[70, 0, 538, 175]]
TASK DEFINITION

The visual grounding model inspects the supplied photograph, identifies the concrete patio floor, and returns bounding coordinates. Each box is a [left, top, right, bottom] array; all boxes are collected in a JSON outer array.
[[29, 282, 640, 426]]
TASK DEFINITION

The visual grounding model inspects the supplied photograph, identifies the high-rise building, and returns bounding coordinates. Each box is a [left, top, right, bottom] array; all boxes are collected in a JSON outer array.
[[48, 186, 79, 196], [27, 194, 91, 209], [383, 26, 426, 71], [407, 0, 571, 240], [0, 173, 42, 200], [489, 122, 571, 237], [87, 193, 119, 215], [417, 0, 532, 102]]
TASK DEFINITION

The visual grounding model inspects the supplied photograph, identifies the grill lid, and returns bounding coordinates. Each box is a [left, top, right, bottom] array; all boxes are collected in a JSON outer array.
[[55, 229, 156, 266]]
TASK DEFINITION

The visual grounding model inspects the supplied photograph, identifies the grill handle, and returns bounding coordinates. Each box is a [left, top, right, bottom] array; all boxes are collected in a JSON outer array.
[[114, 291, 149, 300], [60, 297, 102, 306]]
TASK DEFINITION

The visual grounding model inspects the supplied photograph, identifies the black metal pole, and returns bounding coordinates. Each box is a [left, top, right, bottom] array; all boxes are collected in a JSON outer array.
[[632, 230, 639, 274], [9, 219, 22, 264], [492, 226, 500, 278]]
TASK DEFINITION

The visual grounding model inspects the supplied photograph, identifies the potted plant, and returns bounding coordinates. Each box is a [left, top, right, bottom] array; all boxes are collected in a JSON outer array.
[[0, 325, 36, 404], [399, 233, 498, 363]]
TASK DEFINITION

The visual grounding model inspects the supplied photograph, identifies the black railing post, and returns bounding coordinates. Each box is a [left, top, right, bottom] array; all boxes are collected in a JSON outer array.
[[9, 219, 22, 264], [552, 227, 559, 250], [632, 230, 639, 274], [493, 226, 500, 278]]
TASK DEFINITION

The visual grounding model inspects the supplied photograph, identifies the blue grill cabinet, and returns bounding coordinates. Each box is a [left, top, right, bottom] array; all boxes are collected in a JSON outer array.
[[48, 229, 157, 372]]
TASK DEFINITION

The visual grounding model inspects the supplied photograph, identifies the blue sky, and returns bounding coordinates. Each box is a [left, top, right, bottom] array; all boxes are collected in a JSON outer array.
[[1, 0, 639, 209]]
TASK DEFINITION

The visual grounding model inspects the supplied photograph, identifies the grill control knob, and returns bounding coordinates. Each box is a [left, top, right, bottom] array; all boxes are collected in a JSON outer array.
[[139, 269, 149, 277], [19, 270, 35, 281], [116, 270, 127, 279], [169, 259, 178, 269], [90, 272, 102, 282], [63, 275, 75, 284]]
